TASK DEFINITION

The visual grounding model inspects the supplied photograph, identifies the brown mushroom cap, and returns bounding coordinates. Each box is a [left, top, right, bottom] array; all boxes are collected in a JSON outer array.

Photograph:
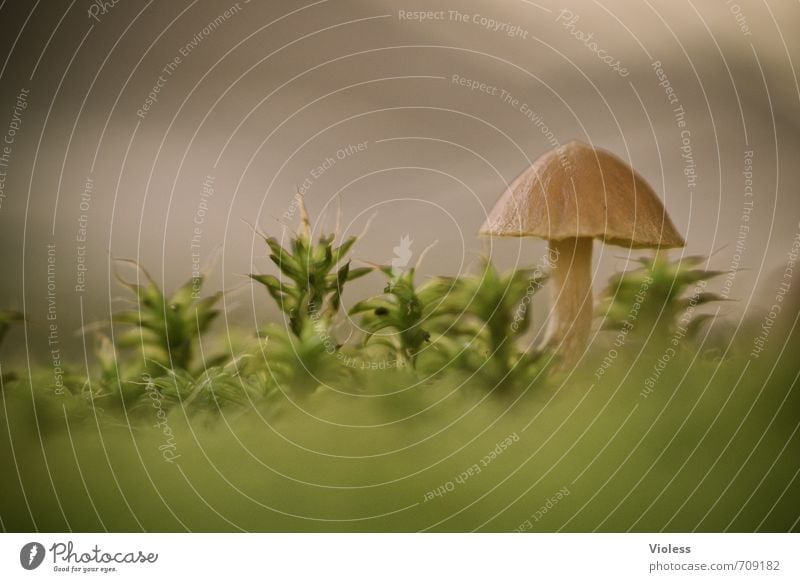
[[480, 140, 685, 249]]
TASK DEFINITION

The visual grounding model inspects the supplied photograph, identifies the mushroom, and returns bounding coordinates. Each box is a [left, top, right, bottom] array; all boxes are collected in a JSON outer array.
[[480, 140, 684, 365]]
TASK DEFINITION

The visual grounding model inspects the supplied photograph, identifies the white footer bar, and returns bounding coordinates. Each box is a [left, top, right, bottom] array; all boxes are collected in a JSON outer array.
[[1, 533, 797, 580]]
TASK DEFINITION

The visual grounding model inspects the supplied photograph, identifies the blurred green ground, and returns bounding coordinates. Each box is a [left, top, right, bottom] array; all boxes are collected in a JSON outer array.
[[1, 333, 798, 532]]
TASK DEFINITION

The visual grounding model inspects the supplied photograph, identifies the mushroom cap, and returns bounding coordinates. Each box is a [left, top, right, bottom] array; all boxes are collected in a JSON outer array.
[[480, 141, 685, 249]]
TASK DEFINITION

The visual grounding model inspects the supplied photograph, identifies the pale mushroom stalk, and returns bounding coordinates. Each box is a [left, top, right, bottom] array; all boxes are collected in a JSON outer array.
[[544, 236, 593, 355], [480, 140, 685, 369]]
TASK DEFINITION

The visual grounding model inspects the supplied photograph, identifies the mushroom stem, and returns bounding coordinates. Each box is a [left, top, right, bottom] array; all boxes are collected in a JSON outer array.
[[542, 236, 593, 365]]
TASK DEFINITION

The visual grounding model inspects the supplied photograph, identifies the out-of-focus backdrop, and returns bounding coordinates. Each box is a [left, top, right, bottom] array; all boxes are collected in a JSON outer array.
[[0, 0, 797, 360]]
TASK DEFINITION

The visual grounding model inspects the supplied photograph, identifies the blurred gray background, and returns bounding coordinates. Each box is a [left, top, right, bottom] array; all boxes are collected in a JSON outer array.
[[0, 0, 798, 360]]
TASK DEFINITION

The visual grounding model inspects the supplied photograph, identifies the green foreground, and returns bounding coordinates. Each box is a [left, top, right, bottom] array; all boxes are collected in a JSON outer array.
[[0, 209, 798, 532]]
